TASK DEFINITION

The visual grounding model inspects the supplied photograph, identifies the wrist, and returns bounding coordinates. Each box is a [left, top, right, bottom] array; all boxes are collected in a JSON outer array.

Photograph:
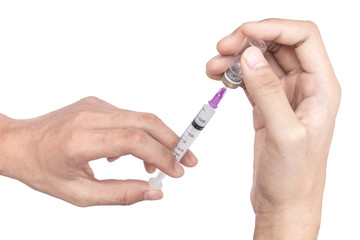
[[254, 206, 322, 240]]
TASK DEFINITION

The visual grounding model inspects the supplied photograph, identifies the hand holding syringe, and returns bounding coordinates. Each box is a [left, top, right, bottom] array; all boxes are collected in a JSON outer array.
[[149, 87, 227, 189], [149, 38, 266, 189]]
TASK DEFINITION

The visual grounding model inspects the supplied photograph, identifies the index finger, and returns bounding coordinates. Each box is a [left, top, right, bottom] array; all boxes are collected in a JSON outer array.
[[218, 19, 332, 75], [65, 128, 184, 178]]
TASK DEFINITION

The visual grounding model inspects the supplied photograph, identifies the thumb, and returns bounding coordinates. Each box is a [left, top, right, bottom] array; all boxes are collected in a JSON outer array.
[[240, 47, 300, 133], [71, 179, 163, 206]]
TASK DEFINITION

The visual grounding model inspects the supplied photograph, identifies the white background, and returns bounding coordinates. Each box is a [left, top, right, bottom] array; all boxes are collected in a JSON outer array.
[[0, 0, 359, 239]]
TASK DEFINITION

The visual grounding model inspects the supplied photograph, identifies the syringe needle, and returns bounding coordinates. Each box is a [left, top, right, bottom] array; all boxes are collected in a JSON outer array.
[[208, 87, 226, 109]]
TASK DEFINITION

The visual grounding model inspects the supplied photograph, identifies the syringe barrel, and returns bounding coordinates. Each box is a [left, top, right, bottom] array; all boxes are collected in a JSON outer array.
[[172, 104, 215, 159], [149, 104, 215, 189]]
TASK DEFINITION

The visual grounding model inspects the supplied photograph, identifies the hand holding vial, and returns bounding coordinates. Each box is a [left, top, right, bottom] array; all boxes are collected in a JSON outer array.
[[206, 19, 341, 239]]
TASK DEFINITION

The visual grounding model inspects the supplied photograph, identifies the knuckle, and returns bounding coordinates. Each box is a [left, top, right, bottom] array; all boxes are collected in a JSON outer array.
[[70, 109, 89, 122], [67, 129, 83, 143], [304, 20, 319, 32], [258, 18, 282, 28], [61, 130, 84, 157], [123, 128, 147, 145], [113, 184, 135, 205], [301, 20, 320, 39], [80, 96, 101, 104], [262, 18, 279, 24], [118, 190, 133, 205], [140, 112, 161, 125]]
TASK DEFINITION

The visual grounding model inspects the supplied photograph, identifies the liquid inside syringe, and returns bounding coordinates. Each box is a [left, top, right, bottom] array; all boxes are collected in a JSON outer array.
[[148, 87, 226, 189]]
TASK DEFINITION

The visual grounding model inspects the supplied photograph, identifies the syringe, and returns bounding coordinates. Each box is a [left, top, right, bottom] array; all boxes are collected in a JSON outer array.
[[148, 87, 227, 189], [148, 38, 267, 189]]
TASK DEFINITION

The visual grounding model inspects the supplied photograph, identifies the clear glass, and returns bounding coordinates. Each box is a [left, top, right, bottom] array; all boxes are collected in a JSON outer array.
[[225, 38, 267, 86]]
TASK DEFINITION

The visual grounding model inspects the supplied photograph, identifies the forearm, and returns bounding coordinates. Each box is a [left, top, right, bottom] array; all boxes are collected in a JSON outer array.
[[254, 207, 322, 240], [0, 114, 9, 175], [0, 114, 17, 177]]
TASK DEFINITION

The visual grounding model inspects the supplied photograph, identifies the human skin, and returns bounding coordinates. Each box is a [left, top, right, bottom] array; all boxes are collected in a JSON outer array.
[[206, 19, 341, 239], [0, 96, 198, 206]]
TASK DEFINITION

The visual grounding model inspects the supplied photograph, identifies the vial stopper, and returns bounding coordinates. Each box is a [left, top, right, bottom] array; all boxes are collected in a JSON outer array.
[[221, 38, 267, 89]]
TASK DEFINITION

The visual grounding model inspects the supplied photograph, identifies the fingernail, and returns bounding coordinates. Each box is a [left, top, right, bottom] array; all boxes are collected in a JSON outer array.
[[174, 161, 184, 175], [188, 151, 198, 164], [144, 190, 162, 200], [219, 32, 233, 42], [209, 54, 222, 63], [243, 47, 268, 69]]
